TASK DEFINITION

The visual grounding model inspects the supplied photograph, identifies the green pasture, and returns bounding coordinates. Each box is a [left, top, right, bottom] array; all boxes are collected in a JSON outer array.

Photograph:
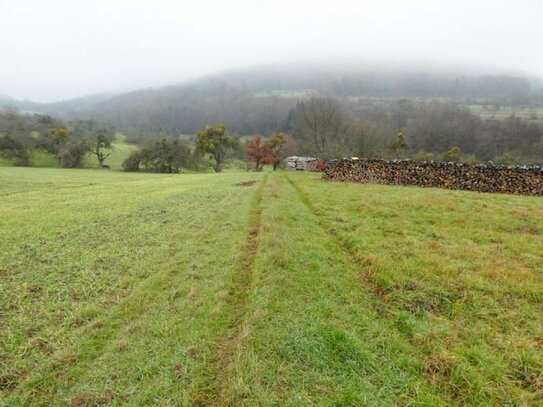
[[1, 167, 542, 405]]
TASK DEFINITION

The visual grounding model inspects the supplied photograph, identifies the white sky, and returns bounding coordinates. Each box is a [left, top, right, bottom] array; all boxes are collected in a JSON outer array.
[[1, 0, 542, 102]]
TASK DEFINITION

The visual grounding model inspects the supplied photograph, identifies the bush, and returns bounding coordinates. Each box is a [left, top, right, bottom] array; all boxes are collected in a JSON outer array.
[[462, 154, 479, 165], [414, 151, 434, 161], [0, 135, 31, 166], [122, 150, 143, 171], [443, 146, 461, 162], [125, 139, 190, 173], [496, 155, 516, 166], [140, 139, 190, 173], [60, 141, 87, 168], [14, 155, 31, 167], [316, 158, 326, 171]]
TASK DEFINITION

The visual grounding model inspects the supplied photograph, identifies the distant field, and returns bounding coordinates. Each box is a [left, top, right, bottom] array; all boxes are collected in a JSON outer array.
[[1, 168, 542, 405], [465, 104, 543, 125], [84, 138, 139, 170], [0, 134, 138, 170]]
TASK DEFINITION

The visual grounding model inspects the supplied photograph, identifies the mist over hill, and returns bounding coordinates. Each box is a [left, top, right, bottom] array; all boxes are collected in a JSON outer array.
[[1, 93, 117, 117], [2, 64, 543, 166], [2, 64, 542, 135]]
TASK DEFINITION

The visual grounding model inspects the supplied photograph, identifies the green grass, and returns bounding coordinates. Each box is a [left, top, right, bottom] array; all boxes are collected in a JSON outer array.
[[0, 134, 138, 170], [0, 150, 58, 168], [83, 134, 139, 170], [1, 168, 542, 405], [30, 149, 60, 168], [83, 141, 138, 170], [0, 133, 245, 172]]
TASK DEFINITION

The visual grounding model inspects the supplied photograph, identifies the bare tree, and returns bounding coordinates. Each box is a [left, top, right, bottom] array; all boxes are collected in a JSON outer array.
[[298, 97, 347, 157]]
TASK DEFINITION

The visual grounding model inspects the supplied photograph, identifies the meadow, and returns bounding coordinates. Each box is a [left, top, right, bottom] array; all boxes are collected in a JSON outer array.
[[465, 104, 543, 126], [1, 167, 542, 406], [0, 134, 138, 170]]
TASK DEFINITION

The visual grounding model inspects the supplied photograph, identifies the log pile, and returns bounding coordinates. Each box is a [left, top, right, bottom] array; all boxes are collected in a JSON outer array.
[[323, 159, 543, 196]]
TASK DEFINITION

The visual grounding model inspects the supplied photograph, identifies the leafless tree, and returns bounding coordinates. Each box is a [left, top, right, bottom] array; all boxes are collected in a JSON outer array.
[[299, 97, 347, 157]]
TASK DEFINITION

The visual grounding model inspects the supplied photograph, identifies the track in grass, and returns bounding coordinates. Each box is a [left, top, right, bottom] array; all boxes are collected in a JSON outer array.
[[284, 173, 453, 402], [2, 168, 542, 405], [283, 173, 543, 405], [1, 168, 265, 405], [191, 175, 268, 406]]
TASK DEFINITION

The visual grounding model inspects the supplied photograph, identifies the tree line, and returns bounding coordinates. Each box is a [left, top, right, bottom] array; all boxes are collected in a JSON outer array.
[[0, 109, 297, 173], [2, 96, 542, 172], [115, 96, 543, 166], [290, 98, 543, 164], [0, 109, 116, 168], [121, 126, 296, 173]]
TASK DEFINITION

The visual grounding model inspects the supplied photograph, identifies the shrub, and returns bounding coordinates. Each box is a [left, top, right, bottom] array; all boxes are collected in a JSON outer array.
[[316, 158, 326, 171], [122, 150, 143, 171], [443, 146, 461, 162], [414, 151, 434, 161], [496, 155, 516, 166], [0, 136, 31, 166], [60, 141, 87, 168]]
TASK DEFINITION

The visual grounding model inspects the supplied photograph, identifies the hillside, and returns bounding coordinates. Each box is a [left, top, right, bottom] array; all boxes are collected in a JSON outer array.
[[1, 167, 542, 405], [2, 65, 542, 165], [2, 65, 542, 136], [0, 93, 116, 117]]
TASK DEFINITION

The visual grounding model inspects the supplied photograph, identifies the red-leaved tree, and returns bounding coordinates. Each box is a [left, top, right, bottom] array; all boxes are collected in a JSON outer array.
[[245, 135, 273, 171], [316, 158, 326, 171]]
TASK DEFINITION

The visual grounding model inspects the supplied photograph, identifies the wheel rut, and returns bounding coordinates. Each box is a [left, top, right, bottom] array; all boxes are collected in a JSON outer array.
[[191, 174, 268, 406], [284, 174, 454, 402]]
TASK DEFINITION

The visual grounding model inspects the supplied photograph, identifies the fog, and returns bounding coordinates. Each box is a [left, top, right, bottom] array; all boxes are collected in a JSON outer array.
[[1, 0, 542, 102]]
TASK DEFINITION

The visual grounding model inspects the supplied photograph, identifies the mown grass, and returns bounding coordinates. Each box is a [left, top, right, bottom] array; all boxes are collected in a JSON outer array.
[[1, 168, 542, 405], [0, 167, 262, 405]]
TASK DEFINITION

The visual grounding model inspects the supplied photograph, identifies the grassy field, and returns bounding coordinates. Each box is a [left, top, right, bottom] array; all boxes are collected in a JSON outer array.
[[0, 134, 138, 170], [82, 134, 139, 170], [465, 104, 543, 126], [1, 167, 542, 406]]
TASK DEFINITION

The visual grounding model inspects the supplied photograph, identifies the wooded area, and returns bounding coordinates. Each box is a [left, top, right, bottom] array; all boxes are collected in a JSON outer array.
[[2, 68, 543, 169]]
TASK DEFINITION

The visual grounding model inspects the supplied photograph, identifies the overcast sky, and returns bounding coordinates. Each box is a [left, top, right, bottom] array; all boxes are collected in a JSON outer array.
[[1, 0, 542, 102]]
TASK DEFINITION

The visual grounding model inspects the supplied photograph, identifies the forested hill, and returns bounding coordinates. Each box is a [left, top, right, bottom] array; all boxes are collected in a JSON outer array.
[[2, 65, 542, 136], [1, 93, 116, 118], [215, 65, 539, 100]]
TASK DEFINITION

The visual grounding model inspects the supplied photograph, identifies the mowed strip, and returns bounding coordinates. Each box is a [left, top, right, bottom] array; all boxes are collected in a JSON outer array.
[[190, 174, 267, 406], [0, 168, 263, 405], [2, 168, 543, 405], [287, 173, 543, 405], [213, 172, 448, 405], [202, 172, 543, 405]]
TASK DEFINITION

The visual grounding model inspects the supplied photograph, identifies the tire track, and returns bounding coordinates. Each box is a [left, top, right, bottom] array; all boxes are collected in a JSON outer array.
[[284, 174, 452, 402], [5, 189, 239, 399], [191, 174, 268, 406], [285, 173, 386, 284]]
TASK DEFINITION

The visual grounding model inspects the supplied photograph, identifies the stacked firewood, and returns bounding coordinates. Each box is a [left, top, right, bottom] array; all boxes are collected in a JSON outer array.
[[323, 159, 543, 196]]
